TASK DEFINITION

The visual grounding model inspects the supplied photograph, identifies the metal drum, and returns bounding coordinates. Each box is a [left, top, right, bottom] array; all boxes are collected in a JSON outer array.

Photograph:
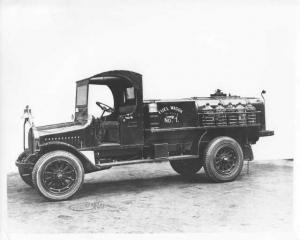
[[215, 102, 227, 126], [201, 103, 215, 126], [245, 102, 256, 125], [236, 102, 247, 126], [226, 102, 238, 125]]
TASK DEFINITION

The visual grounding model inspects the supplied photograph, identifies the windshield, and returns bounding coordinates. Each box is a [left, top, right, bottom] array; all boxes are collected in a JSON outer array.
[[76, 84, 88, 106]]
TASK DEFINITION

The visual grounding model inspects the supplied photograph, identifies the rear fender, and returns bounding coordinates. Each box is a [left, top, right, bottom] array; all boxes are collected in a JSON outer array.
[[196, 130, 211, 158], [196, 131, 254, 161]]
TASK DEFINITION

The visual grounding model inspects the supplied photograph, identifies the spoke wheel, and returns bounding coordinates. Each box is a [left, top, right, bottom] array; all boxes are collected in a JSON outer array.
[[214, 147, 237, 175], [203, 136, 244, 182], [42, 159, 77, 194], [32, 151, 84, 201]]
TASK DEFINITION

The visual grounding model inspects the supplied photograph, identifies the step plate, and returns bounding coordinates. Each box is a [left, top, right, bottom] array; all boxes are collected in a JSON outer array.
[[97, 155, 199, 168]]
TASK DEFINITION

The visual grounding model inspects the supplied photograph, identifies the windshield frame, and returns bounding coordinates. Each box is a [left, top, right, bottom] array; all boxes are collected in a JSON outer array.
[[75, 82, 89, 107]]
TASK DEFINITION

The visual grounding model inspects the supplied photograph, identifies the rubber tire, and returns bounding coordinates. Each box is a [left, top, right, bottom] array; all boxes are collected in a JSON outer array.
[[32, 150, 84, 201], [17, 150, 34, 187], [170, 158, 203, 177], [203, 136, 244, 182]]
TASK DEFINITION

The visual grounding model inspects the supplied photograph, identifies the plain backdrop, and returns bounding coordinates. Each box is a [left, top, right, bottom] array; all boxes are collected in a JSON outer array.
[[0, 1, 296, 172], [0, 0, 298, 239]]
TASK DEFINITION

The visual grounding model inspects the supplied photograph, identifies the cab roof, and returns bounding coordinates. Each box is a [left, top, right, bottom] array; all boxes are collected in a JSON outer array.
[[77, 70, 142, 90]]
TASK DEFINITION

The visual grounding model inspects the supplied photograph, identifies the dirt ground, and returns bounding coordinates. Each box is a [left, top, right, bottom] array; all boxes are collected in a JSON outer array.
[[7, 159, 293, 233]]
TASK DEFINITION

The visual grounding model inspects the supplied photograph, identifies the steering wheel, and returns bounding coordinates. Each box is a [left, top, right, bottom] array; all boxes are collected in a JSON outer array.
[[96, 102, 114, 117]]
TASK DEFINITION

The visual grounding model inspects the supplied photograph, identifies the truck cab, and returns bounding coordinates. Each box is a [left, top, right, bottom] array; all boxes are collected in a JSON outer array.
[[16, 70, 274, 201], [75, 71, 144, 146]]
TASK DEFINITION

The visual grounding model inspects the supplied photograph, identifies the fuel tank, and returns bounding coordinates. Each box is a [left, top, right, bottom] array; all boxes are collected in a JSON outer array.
[[144, 90, 265, 129]]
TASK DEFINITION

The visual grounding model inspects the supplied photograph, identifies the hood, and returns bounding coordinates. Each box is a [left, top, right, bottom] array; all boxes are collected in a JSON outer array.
[[34, 118, 92, 137]]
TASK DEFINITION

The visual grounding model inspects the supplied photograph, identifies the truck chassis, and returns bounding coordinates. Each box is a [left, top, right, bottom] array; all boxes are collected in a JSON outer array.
[[16, 70, 274, 201]]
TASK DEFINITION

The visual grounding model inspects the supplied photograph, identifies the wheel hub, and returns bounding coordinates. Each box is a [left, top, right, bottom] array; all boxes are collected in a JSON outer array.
[[56, 172, 63, 179], [215, 147, 237, 175], [42, 158, 77, 194]]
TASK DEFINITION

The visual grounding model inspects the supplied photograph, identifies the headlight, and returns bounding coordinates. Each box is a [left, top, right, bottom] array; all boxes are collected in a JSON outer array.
[[28, 128, 34, 152]]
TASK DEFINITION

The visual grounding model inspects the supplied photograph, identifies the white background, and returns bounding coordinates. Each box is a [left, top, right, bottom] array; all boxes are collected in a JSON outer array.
[[0, 0, 298, 239]]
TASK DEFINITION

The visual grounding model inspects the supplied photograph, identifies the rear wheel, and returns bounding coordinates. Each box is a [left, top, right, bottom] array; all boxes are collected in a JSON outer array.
[[203, 136, 244, 182], [170, 158, 203, 177], [32, 150, 84, 201]]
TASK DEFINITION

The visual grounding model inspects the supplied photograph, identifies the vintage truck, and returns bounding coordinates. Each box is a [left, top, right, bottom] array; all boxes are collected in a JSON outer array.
[[16, 70, 274, 201]]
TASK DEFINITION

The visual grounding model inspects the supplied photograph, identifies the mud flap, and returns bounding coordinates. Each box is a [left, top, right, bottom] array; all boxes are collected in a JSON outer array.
[[242, 144, 254, 161]]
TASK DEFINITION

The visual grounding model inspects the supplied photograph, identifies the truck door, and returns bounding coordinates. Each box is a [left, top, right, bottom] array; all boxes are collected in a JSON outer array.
[[118, 87, 144, 145]]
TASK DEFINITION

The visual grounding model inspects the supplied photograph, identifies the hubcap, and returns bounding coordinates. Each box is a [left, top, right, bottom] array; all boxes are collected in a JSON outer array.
[[214, 147, 238, 175], [42, 158, 77, 194]]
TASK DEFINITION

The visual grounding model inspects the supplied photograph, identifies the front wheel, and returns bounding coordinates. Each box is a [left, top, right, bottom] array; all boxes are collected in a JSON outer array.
[[32, 150, 84, 201], [203, 136, 244, 182]]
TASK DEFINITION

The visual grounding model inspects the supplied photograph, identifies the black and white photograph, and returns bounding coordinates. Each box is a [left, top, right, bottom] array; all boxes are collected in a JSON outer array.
[[0, 0, 298, 239]]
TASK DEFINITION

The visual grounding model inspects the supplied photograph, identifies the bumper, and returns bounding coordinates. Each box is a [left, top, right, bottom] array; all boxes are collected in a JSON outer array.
[[259, 130, 274, 137]]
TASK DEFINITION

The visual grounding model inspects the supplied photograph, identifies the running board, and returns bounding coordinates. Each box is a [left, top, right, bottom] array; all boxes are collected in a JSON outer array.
[[96, 155, 199, 168]]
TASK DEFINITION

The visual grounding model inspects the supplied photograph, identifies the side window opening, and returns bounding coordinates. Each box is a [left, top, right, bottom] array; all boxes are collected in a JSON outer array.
[[126, 87, 135, 100], [119, 87, 137, 114], [124, 87, 136, 105], [88, 85, 114, 117]]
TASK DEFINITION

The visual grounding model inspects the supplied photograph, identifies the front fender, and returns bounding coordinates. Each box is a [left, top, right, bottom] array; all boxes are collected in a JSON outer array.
[[39, 141, 100, 173]]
